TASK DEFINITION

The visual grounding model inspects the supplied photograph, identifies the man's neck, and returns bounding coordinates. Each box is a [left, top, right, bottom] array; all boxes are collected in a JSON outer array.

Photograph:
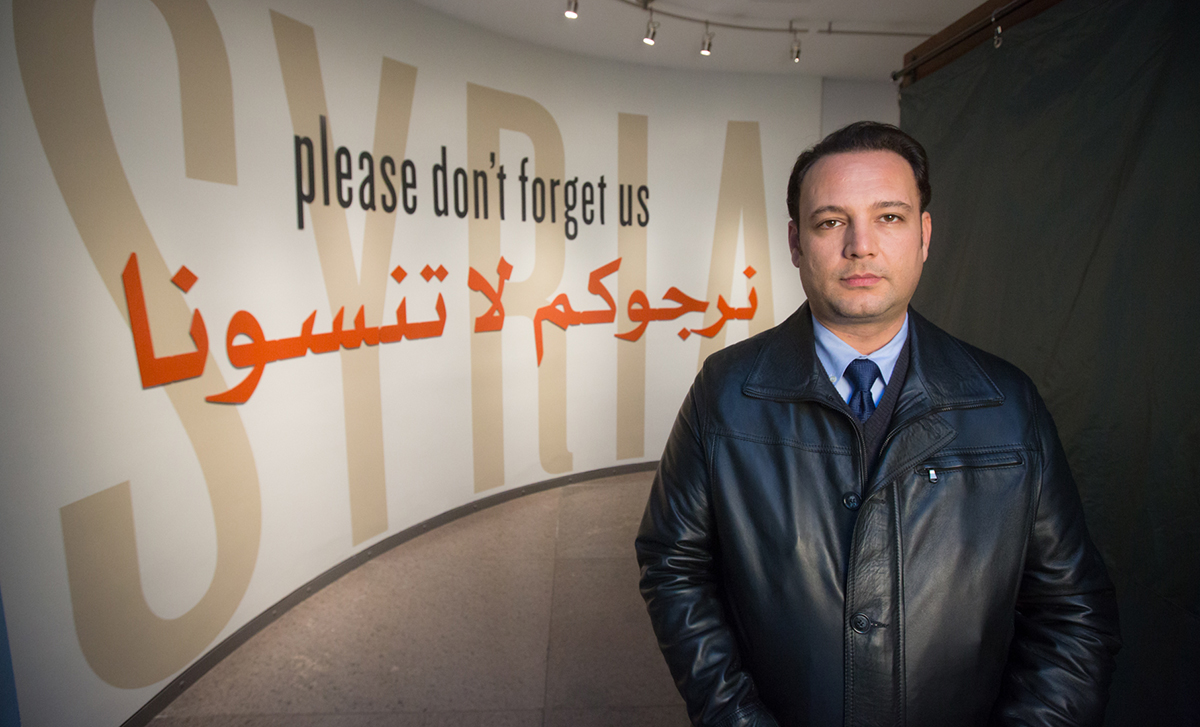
[[812, 312, 907, 355]]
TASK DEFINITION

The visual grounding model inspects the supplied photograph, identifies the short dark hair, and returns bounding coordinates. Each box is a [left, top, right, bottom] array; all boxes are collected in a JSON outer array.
[[786, 121, 931, 222]]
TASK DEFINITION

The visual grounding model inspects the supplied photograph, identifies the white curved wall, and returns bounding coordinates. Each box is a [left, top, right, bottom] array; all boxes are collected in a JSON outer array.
[[0, 0, 820, 724]]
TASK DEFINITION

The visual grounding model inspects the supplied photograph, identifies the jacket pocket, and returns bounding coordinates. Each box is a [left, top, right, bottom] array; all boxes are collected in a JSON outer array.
[[916, 451, 1024, 483]]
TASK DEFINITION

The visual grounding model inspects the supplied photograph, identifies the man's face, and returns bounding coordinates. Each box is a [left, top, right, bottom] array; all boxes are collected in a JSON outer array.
[[788, 150, 931, 332]]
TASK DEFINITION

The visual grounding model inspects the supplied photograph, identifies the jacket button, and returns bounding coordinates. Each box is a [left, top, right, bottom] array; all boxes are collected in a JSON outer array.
[[851, 613, 871, 634], [842, 492, 861, 510]]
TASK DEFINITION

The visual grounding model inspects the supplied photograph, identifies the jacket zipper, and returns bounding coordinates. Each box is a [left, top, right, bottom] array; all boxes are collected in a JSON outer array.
[[918, 453, 1024, 482]]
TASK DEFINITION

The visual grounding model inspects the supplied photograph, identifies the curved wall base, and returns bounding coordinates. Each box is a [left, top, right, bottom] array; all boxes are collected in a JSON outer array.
[[120, 460, 658, 727]]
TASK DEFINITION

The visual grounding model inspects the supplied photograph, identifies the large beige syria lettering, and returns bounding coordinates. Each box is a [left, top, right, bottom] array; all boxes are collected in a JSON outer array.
[[698, 121, 775, 368], [14, 0, 260, 688], [272, 11, 419, 544], [616, 113, 649, 460], [466, 84, 570, 491]]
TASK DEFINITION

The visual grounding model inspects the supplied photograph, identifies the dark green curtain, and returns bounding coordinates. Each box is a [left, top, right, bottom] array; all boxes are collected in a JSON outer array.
[[901, 0, 1199, 723]]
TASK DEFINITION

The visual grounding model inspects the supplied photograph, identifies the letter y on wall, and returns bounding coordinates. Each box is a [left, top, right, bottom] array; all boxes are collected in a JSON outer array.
[[271, 11, 418, 544]]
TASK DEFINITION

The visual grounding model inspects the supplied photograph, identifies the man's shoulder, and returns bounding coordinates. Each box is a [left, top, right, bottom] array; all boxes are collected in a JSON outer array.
[[699, 326, 774, 377], [908, 309, 1040, 411], [697, 307, 810, 392]]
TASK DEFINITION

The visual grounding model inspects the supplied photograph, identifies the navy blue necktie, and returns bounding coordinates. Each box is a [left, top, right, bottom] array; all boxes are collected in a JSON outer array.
[[844, 358, 881, 423]]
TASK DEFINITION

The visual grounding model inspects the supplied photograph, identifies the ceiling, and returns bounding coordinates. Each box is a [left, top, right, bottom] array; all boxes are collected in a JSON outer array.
[[408, 0, 984, 81]]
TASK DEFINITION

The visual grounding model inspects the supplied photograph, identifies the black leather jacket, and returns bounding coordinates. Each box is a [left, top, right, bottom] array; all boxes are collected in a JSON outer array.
[[636, 305, 1120, 727]]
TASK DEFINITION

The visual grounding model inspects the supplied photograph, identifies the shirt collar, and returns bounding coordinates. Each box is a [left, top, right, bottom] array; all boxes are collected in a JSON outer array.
[[811, 311, 909, 387]]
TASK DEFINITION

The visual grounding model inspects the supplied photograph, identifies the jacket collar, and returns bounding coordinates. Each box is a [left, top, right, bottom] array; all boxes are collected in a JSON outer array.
[[742, 302, 1004, 417]]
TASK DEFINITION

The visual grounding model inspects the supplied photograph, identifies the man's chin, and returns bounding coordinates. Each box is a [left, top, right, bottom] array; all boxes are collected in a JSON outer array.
[[822, 300, 904, 327], [830, 301, 889, 321]]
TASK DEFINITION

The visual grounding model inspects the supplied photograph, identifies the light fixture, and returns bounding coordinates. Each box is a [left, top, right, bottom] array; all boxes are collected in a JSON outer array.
[[643, 11, 659, 45], [700, 22, 713, 56], [548, 3, 926, 66]]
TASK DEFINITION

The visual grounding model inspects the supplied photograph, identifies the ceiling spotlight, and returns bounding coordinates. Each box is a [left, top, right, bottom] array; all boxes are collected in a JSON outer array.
[[700, 22, 713, 56], [792, 38, 801, 63], [644, 12, 658, 45], [564, 0, 578, 19]]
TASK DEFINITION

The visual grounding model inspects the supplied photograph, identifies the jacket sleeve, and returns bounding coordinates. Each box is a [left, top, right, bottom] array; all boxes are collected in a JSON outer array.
[[991, 391, 1122, 727], [635, 381, 780, 727]]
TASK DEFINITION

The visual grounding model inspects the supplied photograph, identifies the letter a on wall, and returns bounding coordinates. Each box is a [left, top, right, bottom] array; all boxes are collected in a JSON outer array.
[[697, 121, 774, 369]]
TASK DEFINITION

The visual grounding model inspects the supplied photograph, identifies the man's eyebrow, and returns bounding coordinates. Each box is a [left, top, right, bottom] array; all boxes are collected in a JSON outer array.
[[808, 201, 914, 219], [808, 205, 846, 219]]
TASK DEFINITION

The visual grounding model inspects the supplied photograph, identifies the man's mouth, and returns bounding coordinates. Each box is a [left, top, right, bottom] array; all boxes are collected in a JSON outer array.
[[842, 274, 882, 287]]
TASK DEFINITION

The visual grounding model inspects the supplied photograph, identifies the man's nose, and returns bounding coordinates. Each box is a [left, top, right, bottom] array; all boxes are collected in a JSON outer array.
[[843, 219, 879, 258]]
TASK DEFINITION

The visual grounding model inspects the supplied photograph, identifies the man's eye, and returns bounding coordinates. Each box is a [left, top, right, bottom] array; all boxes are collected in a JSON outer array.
[[817, 219, 842, 229], [881, 214, 901, 223]]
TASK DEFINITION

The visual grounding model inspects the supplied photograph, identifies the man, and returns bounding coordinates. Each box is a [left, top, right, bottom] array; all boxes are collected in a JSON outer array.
[[636, 122, 1120, 727]]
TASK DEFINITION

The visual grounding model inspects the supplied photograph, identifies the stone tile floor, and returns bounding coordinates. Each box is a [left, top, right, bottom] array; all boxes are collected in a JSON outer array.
[[155, 471, 690, 726]]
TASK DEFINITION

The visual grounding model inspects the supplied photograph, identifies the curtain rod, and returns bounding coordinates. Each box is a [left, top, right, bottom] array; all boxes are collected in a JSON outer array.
[[891, 0, 1039, 81]]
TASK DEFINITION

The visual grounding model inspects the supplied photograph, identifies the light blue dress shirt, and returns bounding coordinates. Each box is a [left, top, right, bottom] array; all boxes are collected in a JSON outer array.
[[811, 313, 909, 407]]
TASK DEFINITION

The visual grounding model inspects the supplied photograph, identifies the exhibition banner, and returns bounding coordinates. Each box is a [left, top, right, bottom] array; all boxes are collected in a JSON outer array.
[[0, 0, 817, 723]]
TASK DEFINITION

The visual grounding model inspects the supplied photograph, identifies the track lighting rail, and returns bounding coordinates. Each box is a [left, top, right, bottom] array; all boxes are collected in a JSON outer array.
[[607, 0, 931, 39]]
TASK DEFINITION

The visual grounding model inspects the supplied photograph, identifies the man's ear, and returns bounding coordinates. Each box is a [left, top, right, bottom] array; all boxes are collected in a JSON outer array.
[[920, 210, 932, 262], [788, 220, 803, 268]]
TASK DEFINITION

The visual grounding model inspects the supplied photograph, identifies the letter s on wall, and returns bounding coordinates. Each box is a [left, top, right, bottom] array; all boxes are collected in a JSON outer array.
[[13, 0, 260, 688]]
